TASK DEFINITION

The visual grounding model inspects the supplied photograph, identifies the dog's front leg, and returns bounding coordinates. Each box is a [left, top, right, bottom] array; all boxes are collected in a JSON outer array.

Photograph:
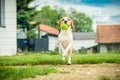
[[62, 43, 72, 64], [59, 43, 65, 61], [68, 47, 72, 65]]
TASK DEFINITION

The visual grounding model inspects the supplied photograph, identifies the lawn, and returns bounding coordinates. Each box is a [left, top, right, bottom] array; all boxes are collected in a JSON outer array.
[[0, 53, 120, 80], [0, 66, 58, 80], [0, 53, 120, 66]]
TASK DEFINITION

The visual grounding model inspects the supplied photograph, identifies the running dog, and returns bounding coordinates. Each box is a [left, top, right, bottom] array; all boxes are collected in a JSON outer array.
[[57, 17, 75, 65]]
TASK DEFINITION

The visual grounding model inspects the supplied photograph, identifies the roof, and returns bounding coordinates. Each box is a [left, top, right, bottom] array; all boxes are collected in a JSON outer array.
[[37, 24, 59, 36], [73, 32, 95, 40], [95, 25, 120, 43]]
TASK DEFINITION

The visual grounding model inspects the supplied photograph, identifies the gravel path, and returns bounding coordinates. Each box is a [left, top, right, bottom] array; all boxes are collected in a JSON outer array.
[[23, 63, 120, 80]]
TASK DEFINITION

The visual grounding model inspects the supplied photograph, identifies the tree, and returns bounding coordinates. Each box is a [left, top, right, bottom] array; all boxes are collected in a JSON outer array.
[[17, 0, 39, 38], [70, 8, 93, 32], [34, 5, 66, 29], [34, 6, 93, 32], [34, 6, 55, 27], [17, 0, 93, 37]]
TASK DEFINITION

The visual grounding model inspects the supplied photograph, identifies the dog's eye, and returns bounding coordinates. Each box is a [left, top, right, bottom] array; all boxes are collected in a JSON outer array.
[[67, 19, 70, 21], [62, 19, 64, 21]]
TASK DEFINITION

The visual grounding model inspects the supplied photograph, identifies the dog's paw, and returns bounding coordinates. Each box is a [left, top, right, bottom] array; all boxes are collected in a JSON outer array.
[[67, 63, 71, 65]]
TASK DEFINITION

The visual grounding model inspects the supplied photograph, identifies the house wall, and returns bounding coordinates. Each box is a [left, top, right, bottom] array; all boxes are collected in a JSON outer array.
[[39, 32, 97, 51], [48, 39, 97, 51], [39, 30, 47, 38], [48, 36, 58, 50], [38, 30, 58, 51], [73, 40, 97, 51], [0, 0, 16, 56], [98, 43, 120, 53], [107, 43, 120, 52], [17, 29, 26, 39], [99, 44, 107, 53]]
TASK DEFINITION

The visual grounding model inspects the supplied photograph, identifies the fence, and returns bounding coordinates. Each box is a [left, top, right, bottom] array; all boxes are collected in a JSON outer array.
[[17, 38, 49, 52]]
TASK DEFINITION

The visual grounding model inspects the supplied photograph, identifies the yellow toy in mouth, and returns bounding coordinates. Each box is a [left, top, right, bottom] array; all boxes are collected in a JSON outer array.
[[60, 23, 68, 30]]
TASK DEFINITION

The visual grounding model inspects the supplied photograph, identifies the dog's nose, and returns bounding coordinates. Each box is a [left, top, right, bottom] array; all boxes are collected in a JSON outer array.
[[64, 20, 67, 24]]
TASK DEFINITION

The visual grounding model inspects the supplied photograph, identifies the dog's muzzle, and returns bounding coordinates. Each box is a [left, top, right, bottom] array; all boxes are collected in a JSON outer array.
[[64, 20, 67, 24]]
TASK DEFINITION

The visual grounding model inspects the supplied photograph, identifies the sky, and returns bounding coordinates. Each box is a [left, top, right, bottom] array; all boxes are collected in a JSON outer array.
[[29, 0, 120, 31]]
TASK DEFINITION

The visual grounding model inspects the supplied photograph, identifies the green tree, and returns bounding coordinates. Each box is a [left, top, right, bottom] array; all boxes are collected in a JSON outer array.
[[34, 6, 55, 26], [70, 9, 93, 32], [17, 0, 93, 37], [17, 0, 39, 38], [34, 6, 93, 32], [34, 5, 66, 29]]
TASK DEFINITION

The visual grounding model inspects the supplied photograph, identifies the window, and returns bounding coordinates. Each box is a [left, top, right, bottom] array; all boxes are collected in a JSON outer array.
[[0, 0, 5, 28]]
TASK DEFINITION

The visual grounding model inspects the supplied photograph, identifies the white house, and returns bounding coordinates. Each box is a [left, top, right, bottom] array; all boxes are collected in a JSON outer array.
[[47, 32, 97, 51], [0, 0, 16, 56], [73, 32, 97, 51], [17, 29, 26, 39], [37, 24, 59, 51], [48, 32, 97, 51]]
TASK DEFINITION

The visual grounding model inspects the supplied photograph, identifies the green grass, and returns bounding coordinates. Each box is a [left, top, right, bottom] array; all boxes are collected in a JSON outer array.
[[0, 53, 120, 80], [99, 76, 111, 80], [0, 66, 58, 80], [0, 53, 120, 66]]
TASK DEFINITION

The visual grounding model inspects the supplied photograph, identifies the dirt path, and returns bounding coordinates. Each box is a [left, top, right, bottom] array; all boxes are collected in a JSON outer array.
[[23, 63, 120, 80]]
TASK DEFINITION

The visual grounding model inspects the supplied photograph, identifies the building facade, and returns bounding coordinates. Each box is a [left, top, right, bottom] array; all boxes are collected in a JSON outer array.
[[95, 25, 120, 53], [0, 0, 16, 56]]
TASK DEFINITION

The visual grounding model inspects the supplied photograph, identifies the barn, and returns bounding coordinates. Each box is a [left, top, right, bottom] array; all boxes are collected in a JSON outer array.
[[95, 25, 120, 53]]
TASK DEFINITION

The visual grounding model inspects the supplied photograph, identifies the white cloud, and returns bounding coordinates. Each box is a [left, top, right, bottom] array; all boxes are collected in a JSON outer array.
[[29, 0, 57, 10]]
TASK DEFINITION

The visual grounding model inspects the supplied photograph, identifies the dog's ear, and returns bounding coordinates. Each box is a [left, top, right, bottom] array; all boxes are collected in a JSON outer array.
[[57, 19, 63, 26], [70, 19, 75, 30]]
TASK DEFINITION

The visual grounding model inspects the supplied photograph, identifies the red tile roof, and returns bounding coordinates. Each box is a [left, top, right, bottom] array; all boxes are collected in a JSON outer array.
[[95, 25, 120, 43], [37, 24, 59, 35]]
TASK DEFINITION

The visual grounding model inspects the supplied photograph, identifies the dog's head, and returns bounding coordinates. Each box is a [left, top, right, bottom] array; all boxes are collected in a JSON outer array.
[[57, 17, 75, 30]]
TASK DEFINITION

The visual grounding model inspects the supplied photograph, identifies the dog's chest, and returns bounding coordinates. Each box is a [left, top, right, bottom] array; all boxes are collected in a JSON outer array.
[[58, 28, 73, 43]]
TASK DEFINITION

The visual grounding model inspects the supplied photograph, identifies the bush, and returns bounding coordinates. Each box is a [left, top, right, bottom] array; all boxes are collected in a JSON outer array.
[[78, 47, 87, 54], [48, 51, 59, 55]]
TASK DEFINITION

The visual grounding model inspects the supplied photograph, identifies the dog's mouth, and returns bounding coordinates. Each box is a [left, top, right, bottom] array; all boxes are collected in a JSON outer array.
[[64, 22, 69, 26]]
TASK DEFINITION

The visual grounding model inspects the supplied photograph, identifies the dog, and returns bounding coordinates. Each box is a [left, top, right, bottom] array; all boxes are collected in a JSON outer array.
[[57, 17, 75, 65]]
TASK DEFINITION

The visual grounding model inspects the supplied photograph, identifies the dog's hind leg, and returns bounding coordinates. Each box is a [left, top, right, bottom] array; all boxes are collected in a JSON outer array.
[[63, 43, 72, 56]]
